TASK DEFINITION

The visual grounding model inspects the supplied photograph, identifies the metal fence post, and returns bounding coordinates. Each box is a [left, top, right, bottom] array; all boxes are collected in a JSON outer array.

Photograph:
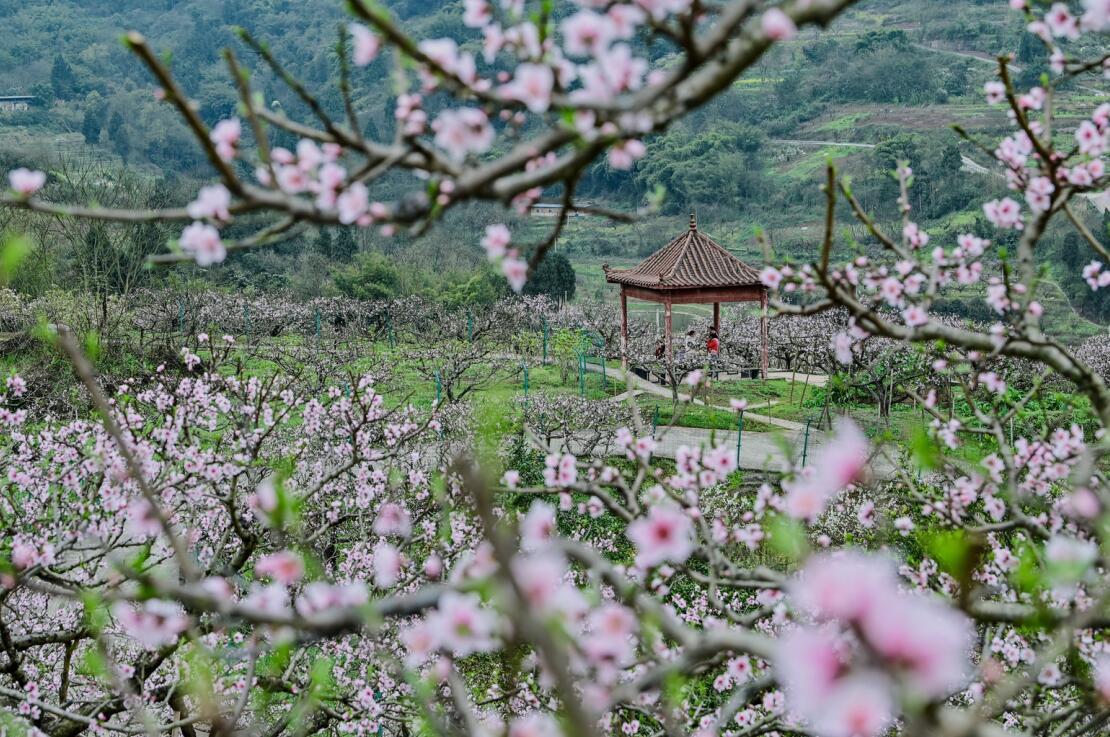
[[435, 370, 442, 405], [736, 410, 745, 467], [601, 339, 607, 389], [542, 318, 549, 362], [801, 419, 812, 466], [522, 361, 529, 403], [652, 404, 660, 435]]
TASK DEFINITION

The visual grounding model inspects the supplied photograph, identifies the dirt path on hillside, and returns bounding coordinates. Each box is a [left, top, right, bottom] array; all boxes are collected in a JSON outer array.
[[770, 139, 876, 148]]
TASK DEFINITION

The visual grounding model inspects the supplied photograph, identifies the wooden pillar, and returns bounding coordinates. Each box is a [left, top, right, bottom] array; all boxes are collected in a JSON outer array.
[[664, 297, 673, 364], [620, 288, 629, 371], [712, 302, 720, 334], [760, 289, 769, 380]]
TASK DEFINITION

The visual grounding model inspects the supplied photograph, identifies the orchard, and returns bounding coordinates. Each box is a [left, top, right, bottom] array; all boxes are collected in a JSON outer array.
[[1, 1, 1110, 737]]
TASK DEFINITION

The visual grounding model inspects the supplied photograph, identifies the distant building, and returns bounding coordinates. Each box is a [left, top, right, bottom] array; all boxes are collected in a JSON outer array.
[[529, 201, 593, 218], [0, 96, 34, 113]]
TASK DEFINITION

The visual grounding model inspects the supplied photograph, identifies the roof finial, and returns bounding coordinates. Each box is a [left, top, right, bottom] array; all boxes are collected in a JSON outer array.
[[689, 209, 697, 231]]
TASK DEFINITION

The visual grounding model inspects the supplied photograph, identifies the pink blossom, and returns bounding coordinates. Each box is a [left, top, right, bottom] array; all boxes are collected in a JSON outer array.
[[126, 498, 164, 538], [111, 600, 189, 650], [903, 222, 929, 248], [428, 591, 497, 656], [761, 8, 797, 41], [608, 5, 646, 38], [399, 620, 438, 665], [703, 444, 737, 476], [481, 224, 511, 260], [7, 168, 46, 197], [760, 266, 783, 289], [812, 673, 894, 737], [627, 503, 694, 567], [337, 182, 370, 225], [1095, 656, 1110, 701], [902, 305, 929, 327], [373, 502, 412, 538], [1025, 175, 1052, 213], [373, 541, 403, 588], [187, 184, 232, 222], [634, 0, 691, 21], [590, 44, 647, 95], [349, 23, 380, 66], [418, 38, 477, 86], [543, 453, 578, 487], [776, 625, 847, 708], [785, 419, 868, 521], [295, 582, 367, 616], [1045, 3, 1080, 38], [1076, 120, 1107, 157], [863, 594, 974, 697], [210, 118, 242, 162], [983, 81, 1006, 105], [179, 222, 227, 266], [562, 11, 615, 57], [508, 712, 561, 737], [11, 538, 53, 570], [1045, 535, 1098, 571], [857, 500, 876, 528], [6, 375, 26, 397], [521, 500, 557, 550], [793, 551, 898, 623], [832, 332, 853, 364], [503, 63, 554, 113], [727, 655, 752, 683], [276, 165, 310, 194], [424, 553, 443, 580], [1083, 0, 1110, 30], [432, 108, 494, 161], [502, 255, 529, 293], [608, 139, 646, 170], [295, 139, 323, 172], [256, 551, 304, 585], [462, 0, 492, 27]]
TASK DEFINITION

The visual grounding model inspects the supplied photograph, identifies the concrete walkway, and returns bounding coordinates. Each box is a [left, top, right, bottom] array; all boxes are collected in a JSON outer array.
[[765, 370, 828, 388], [653, 424, 817, 471], [536, 422, 819, 472]]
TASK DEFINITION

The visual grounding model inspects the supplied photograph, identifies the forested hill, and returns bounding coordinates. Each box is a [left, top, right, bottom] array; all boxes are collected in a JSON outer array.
[[1, 0, 1107, 328], [0, 0, 1037, 179]]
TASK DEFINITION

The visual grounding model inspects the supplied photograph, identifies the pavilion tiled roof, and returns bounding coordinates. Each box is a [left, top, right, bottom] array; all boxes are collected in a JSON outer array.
[[603, 214, 763, 290]]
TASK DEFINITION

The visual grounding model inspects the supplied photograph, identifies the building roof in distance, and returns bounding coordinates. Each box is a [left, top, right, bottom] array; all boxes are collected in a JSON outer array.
[[603, 213, 763, 290]]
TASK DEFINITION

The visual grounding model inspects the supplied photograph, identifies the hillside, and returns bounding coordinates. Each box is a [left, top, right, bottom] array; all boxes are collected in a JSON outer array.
[[1, 0, 1107, 334]]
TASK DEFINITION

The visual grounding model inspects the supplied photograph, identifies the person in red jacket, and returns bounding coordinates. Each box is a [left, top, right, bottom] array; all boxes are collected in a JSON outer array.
[[706, 329, 720, 357]]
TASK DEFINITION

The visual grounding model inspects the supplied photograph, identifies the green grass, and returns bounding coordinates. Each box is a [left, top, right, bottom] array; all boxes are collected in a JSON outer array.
[[816, 112, 868, 133], [637, 396, 781, 433]]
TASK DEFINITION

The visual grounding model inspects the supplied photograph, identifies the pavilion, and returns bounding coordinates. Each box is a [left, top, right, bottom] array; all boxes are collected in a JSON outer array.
[[603, 213, 769, 377]]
